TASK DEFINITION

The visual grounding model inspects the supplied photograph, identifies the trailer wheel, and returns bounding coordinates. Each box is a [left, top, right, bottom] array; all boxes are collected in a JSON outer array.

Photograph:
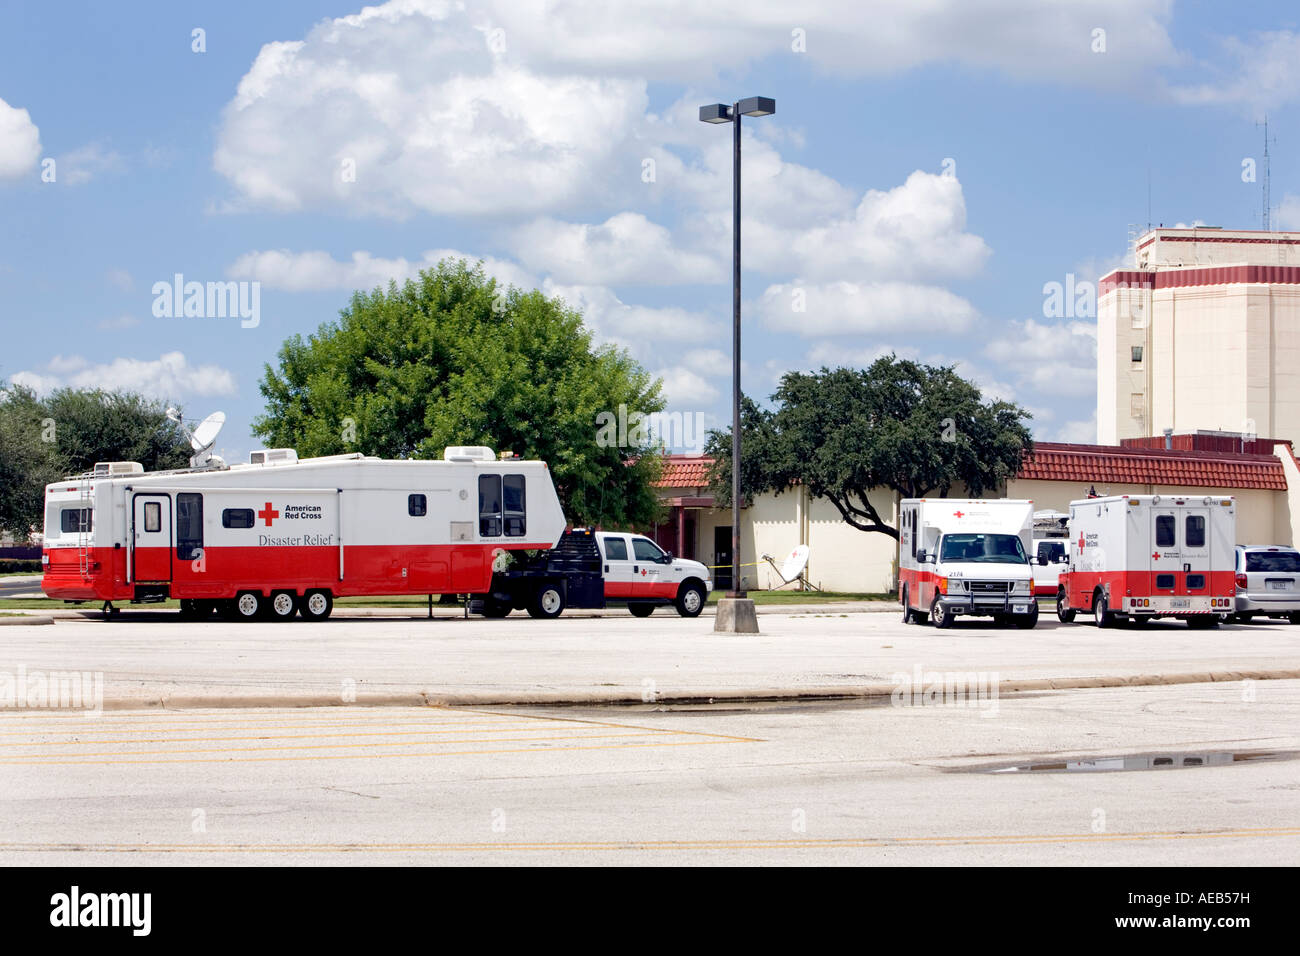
[[1056, 587, 1076, 623], [179, 599, 201, 620], [481, 598, 512, 618], [675, 582, 707, 618], [629, 603, 655, 617], [267, 590, 297, 621], [300, 589, 333, 621], [1093, 590, 1114, 628], [233, 591, 262, 620], [930, 596, 953, 629], [527, 583, 565, 619]]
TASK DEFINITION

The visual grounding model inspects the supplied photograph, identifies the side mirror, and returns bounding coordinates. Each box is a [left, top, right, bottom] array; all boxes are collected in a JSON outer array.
[[660, 552, 674, 564], [916, 549, 926, 563]]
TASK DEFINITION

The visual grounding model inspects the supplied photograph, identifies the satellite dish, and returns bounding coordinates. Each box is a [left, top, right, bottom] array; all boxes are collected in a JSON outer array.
[[191, 411, 226, 453], [780, 545, 811, 582]]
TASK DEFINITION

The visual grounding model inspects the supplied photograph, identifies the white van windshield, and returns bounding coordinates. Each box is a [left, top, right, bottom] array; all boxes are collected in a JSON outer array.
[[939, 533, 1027, 564]]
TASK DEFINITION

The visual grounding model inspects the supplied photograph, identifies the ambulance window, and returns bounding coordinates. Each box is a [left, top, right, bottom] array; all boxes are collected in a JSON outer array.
[[1185, 515, 1205, 548], [222, 508, 254, 529], [1186, 574, 1206, 590], [503, 475, 526, 537], [1155, 515, 1175, 548], [60, 508, 92, 534], [408, 494, 427, 517], [909, 511, 917, 558], [604, 537, 628, 561], [1156, 574, 1175, 589], [144, 502, 161, 533], [177, 493, 204, 560], [478, 475, 502, 537]]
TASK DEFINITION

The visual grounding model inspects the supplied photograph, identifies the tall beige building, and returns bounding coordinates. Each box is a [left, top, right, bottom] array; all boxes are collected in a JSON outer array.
[[1098, 227, 1300, 446]]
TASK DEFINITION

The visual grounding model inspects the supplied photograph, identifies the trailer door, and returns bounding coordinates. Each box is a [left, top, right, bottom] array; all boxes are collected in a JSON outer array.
[[133, 494, 172, 582]]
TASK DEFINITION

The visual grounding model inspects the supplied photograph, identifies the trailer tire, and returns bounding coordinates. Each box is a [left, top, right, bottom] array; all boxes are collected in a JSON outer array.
[[527, 583, 565, 619], [481, 598, 511, 618], [233, 591, 262, 621], [267, 590, 297, 621], [300, 589, 333, 621], [930, 596, 953, 629], [179, 599, 202, 620], [1056, 587, 1076, 623], [675, 582, 707, 618], [1093, 590, 1114, 628]]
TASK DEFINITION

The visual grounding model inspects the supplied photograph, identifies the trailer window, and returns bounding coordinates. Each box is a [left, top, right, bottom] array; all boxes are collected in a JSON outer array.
[[1185, 515, 1205, 548], [222, 508, 255, 529], [177, 493, 204, 561], [144, 502, 161, 533], [1156, 574, 1175, 589], [478, 475, 502, 537], [60, 508, 92, 534], [1155, 515, 1175, 548], [503, 475, 526, 537], [408, 494, 427, 517], [1186, 574, 1206, 590]]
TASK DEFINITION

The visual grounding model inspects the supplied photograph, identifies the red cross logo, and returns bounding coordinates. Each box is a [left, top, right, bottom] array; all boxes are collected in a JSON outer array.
[[640, 568, 647, 576], [1078, 534, 1085, 550], [258, 502, 280, 527], [953, 510, 965, 518], [1152, 551, 1160, 562]]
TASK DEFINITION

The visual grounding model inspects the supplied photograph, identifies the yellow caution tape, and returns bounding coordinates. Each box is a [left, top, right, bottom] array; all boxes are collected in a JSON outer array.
[[703, 561, 763, 569]]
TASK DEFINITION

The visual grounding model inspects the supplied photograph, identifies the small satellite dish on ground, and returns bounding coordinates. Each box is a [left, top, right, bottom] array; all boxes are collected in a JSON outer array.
[[761, 544, 820, 591], [168, 408, 227, 468]]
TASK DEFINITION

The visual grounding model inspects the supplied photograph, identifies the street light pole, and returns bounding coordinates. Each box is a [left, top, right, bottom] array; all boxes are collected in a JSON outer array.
[[700, 96, 774, 633]]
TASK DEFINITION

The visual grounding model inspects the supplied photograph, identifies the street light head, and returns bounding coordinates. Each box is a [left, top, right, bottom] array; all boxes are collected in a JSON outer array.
[[698, 103, 733, 124], [736, 96, 775, 117]]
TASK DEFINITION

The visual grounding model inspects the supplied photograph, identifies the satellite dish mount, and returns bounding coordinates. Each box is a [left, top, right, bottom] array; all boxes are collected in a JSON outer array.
[[167, 408, 227, 469]]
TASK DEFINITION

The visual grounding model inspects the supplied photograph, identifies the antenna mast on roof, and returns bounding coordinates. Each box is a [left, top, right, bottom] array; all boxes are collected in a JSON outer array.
[[1258, 115, 1273, 231]]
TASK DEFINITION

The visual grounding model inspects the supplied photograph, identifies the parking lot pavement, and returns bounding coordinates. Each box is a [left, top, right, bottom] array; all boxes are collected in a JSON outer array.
[[0, 610, 1297, 707], [0, 681, 1296, 865]]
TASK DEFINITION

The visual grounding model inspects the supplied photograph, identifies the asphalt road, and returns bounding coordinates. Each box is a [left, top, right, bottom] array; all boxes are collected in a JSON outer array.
[[0, 681, 1296, 865]]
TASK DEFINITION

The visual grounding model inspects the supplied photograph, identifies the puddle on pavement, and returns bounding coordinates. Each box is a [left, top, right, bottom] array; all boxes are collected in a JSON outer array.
[[965, 748, 1299, 774]]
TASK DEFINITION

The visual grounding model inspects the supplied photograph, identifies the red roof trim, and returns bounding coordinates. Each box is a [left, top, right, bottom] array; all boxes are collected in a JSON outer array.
[[1019, 442, 1285, 491]]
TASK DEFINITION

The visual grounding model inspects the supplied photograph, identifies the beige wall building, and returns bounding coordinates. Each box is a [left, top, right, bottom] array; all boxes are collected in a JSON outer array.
[[1099, 227, 1300, 446]]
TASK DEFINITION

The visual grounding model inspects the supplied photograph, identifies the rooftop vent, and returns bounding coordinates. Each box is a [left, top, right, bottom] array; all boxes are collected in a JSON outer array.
[[93, 461, 144, 477], [249, 449, 299, 466], [444, 446, 496, 462]]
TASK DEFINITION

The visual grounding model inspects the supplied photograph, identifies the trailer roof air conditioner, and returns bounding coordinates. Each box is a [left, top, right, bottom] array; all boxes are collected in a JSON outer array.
[[443, 446, 496, 462], [249, 448, 299, 466], [93, 461, 144, 477]]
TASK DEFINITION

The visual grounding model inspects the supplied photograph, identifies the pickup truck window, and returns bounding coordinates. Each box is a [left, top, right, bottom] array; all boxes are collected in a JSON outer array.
[[633, 537, 665, 561], [939, 533, 1027, 564], [604, 537, 628, 560]]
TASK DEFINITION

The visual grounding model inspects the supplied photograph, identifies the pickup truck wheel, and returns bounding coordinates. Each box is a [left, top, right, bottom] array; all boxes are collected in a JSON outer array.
[[930, 596, 953, 629], [299, 589, 333, 621], [527, 583, 565, 619], [629, 603, 655, 618], [675, 582, 706, 618], [1056, 587, 1076, 623]]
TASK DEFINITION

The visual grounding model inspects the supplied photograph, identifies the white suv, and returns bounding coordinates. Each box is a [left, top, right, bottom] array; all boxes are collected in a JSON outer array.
[[1234, 545, 1300, 623]]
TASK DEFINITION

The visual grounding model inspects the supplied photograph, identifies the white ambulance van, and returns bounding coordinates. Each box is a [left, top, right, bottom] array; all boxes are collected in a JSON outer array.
[[898, 499, 1038, 629], [1056, 494, 1236, 628]]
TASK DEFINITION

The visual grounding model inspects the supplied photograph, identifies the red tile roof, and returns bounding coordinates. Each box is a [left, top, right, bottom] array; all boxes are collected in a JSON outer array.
[[654, 455, 714, 488], [1019, 442, 1286, 491]]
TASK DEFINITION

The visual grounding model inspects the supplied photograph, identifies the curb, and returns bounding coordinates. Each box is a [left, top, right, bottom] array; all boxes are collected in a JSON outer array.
[[74, 667, 1300, 711], [0, 615, 54, 626]]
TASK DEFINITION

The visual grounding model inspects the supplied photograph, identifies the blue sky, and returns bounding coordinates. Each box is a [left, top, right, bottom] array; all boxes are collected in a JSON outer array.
[[3, 0, 1299, 462]]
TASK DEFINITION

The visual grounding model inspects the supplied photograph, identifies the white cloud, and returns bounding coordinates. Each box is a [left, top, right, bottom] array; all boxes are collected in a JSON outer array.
[[984, 318, 1097, 398], [1043, 411, 1099, 444], [1276, 194, 1300, 231], [542, 282, 722, 351], [0, 97, 41, 178], [511, 213, 721, 285], [106, 269, 134, 292], [12, 352, 237, 399], [55, 142, 124, 185], [97, 315, 141, 331], [756, 280, 978, 336], [1169, 31, 1300, 111], [227, 248, 536, 292]]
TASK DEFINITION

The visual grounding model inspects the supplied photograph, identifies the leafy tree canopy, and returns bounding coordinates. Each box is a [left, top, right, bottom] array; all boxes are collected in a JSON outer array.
[[253, 259, 665, 528], [706, 356, 1033, 539]]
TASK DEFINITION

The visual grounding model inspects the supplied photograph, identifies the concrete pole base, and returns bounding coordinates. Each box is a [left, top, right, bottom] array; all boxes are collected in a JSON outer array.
[[714, 597, 760, 634]]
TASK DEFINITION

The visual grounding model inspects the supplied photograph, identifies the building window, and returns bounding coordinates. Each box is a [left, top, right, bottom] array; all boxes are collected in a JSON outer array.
[[408, 494, 427, 517], [1131, 345, 1143, 363], [1130, 393, 1145, 419], [222, 508, 254, 529]]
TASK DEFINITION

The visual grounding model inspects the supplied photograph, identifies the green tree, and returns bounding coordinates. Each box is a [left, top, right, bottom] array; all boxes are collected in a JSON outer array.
[[254, 259, 665, 528], [0, 385, 191, 537], [706, 357, 1033, 539]]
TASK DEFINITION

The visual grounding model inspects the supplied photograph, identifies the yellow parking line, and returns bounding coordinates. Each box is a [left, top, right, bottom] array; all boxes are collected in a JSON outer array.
[[2, 826, 1297, 852]]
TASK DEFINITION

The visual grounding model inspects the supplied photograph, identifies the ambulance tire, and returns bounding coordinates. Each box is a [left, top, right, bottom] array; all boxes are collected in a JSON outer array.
[[1056, 588, 1076, 623], [232, 591, 262, 621], [1093, 591, 1114, 628], [675, 582, 707, 618], [1187, 615, 1218, 630], [629, 603, 655, 617], [930, 597, 953, 629], [267, 590, 297, 621], [1289, 613, 1300, 625], [901, 588, 915, 624], [527, 583, 565, 619], [300, 589, 333, 621]]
